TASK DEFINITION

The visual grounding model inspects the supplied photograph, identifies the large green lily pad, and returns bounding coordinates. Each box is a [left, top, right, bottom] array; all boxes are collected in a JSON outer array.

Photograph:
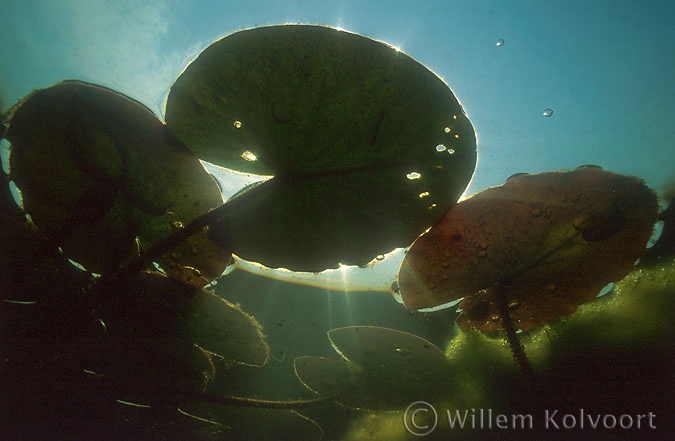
[[166, 25, 476, 271], [294, 326, 454, 410], [398, 168, 659, 334], [6, 81, 229, 284]]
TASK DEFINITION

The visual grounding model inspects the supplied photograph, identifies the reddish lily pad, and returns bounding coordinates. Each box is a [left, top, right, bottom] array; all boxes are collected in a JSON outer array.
[[398, 168, 658, 334]]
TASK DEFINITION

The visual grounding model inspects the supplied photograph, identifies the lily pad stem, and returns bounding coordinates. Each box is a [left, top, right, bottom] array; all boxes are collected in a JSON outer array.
[[116, 177, 276, 278], [493, 280, 534, 378], [188, 392, 338, 409]]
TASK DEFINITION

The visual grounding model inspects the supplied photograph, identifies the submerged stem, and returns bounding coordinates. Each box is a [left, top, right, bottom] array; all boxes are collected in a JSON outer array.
[[493, 280, 534, 378], [186, 392, 338, 409], [115, 177, 277, 278]]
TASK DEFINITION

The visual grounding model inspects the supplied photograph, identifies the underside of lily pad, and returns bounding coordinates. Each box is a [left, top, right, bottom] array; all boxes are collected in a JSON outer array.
[[166, 25, 476, 271], [398, 168, 659, 334], [6, 81, 229, 285]]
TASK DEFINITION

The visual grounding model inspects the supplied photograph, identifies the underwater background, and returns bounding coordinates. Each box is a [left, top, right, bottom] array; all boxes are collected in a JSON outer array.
[[1, 1, 674, 441]]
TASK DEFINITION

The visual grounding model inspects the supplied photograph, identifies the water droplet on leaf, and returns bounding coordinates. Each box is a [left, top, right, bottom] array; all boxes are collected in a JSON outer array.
[[241, 150, 257, 161]]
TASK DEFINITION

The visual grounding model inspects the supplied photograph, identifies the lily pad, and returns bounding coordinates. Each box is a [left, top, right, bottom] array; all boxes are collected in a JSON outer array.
[[165, 25, 476, 271], [294, 356, 361, 399], [0, 210, 92, 302], [1, 171, 24, 222], [6, 81, 229, 284], [294, 326, 453, 410], [398, 168, 659, 334], [95, 271, 269, 367], [106, 341, 217, 399]]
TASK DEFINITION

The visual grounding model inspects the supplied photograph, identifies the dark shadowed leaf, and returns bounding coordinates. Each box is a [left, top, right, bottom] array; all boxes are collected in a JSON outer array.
[[107, 341, 217, 399], [0, 210, 92, 302], [165, 25, 476, 271], [398, 168, 659, 334], [96, 271, 269, 366], [6, 81, 229, 284], [294, 326, 453, 410]]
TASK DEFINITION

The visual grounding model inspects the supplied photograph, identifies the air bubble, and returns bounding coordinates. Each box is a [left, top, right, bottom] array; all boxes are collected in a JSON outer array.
[[406, 171, 422, 180], [241, 150, 257, 161], [375, 254, 385, 261], [444, 127, 451, 133], [171, 220, 184, 229], [542, 108, 554, 117], [233, 120, 243, 129], [447, 148, 456, 155], [8, 180, 23, 208], [418, 191, 430, 199], [454, 133, 460, 139], [1, 139, 10, 174], [436, 144, 447, 152], [596, 283, 614, 298], [508, 300, 521, 310], [496, 38, 505, 47]]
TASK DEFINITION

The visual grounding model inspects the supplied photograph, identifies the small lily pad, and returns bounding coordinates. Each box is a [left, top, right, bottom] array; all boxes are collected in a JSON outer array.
[[295, 326, 453, 410], [294, 356, 361, 399], [166, 25, 476, 271]]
